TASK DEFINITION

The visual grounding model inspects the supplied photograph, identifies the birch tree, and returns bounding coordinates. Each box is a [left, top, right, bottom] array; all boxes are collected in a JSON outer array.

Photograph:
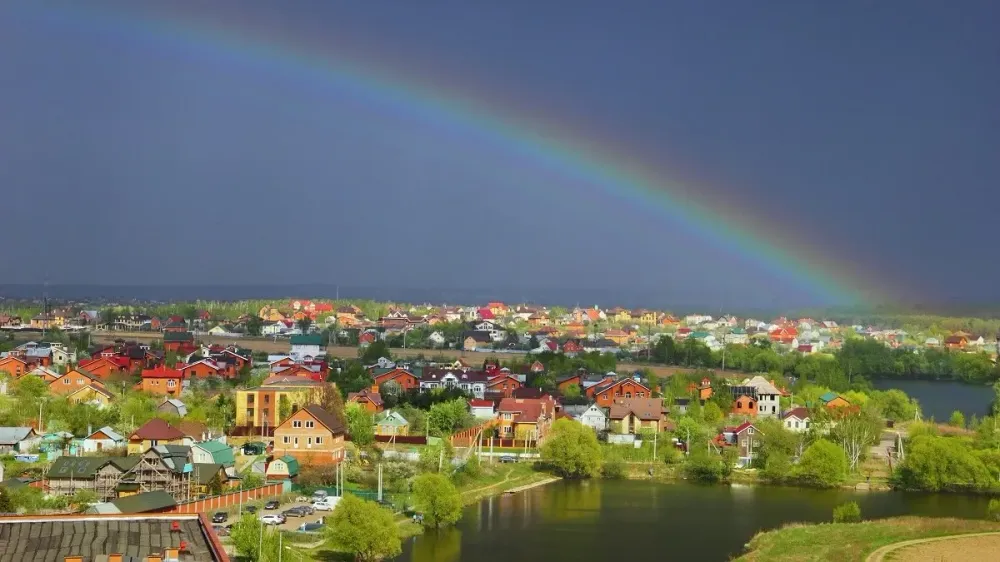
[[831, 408, 881, 472]]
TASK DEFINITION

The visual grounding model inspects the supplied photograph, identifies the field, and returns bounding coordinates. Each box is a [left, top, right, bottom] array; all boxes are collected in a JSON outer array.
[[91, 331, 747, 378], [735, 517, 1000, 562]]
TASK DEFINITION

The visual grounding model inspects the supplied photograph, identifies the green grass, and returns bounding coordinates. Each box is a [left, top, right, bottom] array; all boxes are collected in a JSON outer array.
[[735, 517, 1000, 561]]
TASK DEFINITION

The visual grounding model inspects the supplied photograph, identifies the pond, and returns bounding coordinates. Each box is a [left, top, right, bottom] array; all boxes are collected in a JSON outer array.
[[397, 480, 991, 562], [871, 379, 995, 421]]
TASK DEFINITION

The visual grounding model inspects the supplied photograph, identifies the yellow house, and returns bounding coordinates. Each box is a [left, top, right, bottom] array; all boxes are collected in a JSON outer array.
[[612, 309, 631, 324], [639, 310, 658, 325], [67, 384, 114, 407], [604, 329, 630, 346], [30, 313, 65, 330], [375, 411, 409, 436], [257, 306, 288, 322], [235, 377, 323, 428]]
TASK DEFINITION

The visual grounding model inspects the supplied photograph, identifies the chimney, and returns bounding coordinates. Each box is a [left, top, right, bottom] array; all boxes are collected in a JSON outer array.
[[64, 557, 84, 562], [109, 555, 124, 562], [147, 555, 163, 562]]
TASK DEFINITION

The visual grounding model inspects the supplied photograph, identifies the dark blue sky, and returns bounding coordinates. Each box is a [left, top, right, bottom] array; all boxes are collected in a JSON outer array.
[[2, 1, 998, 308]]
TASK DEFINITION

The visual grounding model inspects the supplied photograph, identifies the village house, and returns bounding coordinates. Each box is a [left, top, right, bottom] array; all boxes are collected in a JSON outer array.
[[463, 331, 493, 351], [0, 427, 40, 454], [608, 398, 669, 434], [179, 359, 223, 379], [716, 422, 762, 468], [564, 403, 608, 432], [485, 373, 522, 398], [375, 410, 409, 436], [140, 366, 183, 396], [272, 405, 346, 463], [819, 392, 854, 410], [127, 419, 186, 455], [419, 370, 488, 399], [81, 426, 126, 453], [191, 440, 236, 468], [162, 331, 196, 353], [46, 456, 139, 501], [67, 384, 114, 408], [781, 407, 811, 433], [590, 378, 651, 408], [23, 366, 60, 383], [77, 356, 130, 380], [740, 376, 783, 418], [48, 369, 104, 396], [235, 377, 323, 429], [496, 397, 556, 440], [265, 455, 300, 480], [0, 356, 27, 377], [729, 385, 759, 418], [469, 398, 495, 419], [347, 387, 384, 413], [157, 398, 188, 417], [289, 334, 325, 360]]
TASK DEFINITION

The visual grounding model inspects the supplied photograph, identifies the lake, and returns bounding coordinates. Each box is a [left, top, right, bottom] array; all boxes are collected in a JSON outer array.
[[397, 480, 991, 562], [871, 379, 995, 421]]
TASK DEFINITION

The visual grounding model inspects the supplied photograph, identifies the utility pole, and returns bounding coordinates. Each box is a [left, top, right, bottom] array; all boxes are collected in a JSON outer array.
[[377, 463, 383, 502]]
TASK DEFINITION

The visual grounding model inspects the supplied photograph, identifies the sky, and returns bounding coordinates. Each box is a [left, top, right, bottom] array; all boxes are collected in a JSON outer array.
[[1, 0, 999, 309]]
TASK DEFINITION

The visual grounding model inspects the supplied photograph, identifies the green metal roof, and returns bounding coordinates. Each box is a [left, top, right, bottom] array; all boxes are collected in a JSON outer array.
[[48, 457, 112, 479], [191, 463, 224, 485], [277, 455, 300, 476], [110, 490, 177, 514], [290, 334, 323, 346], [194, 440, 236, 466], [819, 391, 840, 403]]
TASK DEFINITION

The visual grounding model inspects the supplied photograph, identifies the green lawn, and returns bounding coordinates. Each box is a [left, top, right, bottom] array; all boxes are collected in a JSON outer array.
[[735, 517, 1000, 561]]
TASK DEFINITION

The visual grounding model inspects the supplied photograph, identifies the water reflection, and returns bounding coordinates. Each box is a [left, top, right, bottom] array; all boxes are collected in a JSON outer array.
[[409, 527, 461, 562]]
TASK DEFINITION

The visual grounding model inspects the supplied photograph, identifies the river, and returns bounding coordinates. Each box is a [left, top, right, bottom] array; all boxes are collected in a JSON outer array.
[[397, 480, 991, 562], [871, 379, 995, 421]]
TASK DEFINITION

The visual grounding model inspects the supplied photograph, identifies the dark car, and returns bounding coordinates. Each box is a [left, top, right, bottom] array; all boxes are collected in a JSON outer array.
[[282, 507, 307, 518], [211, 512, 228, 523], [298, 521, 324, 532], [264, 500, 280, 510], [244, 505, 258, 514]]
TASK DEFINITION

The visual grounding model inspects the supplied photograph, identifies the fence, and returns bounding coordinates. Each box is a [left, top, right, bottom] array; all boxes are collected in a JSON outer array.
[[482, 438, 535, 449], [450, 421, 495, 447], [374, 435, 426, 445], [166, 483, 286, 514]]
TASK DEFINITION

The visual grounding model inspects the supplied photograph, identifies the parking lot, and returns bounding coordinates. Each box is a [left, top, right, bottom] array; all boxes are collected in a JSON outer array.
[[209, 496, 332, 535]]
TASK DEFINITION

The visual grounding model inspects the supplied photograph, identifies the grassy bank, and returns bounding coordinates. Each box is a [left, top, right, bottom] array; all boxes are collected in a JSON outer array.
[[735, 517, 1000, 561]]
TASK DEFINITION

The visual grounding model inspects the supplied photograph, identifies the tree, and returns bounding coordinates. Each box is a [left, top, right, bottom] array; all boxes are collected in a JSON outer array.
[[315, 382, 346, 427], [326, 495, 401, 562], [949, 410, 966, 428], [245, 315, 263, 336], [0, 488, 14, 513], [411, 473, 462, 528], [345, 402, 375, 447], [833, 501, 862, 523], [792, 439, 848, 488], [230, 513, 282, 561], [540, 419, 603, 478], [830, 408, 882, 472], [428, 399, 473, 436], [682, 449, 724, 483], [562, 383, 582, 399], [702, 402, 724, 425], [360, 341, 391, 363], [278, 395, 291, 423], [869, 389, 919, 421], [893, 434, 992, 492], [296, 317, 313, 333]]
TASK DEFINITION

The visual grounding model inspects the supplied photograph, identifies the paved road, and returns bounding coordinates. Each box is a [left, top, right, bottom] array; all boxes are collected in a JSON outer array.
[[865, 531, 1000, 562], [92, 331, 747, 378]]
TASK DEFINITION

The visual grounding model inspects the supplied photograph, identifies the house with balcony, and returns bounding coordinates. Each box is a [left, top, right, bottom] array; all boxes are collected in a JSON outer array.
[[419, 370, 488, 399], [272, 405, 346, 463]]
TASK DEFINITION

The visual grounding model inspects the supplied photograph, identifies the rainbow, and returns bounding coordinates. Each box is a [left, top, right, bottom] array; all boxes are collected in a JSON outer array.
[[22, 2, 886, 306]]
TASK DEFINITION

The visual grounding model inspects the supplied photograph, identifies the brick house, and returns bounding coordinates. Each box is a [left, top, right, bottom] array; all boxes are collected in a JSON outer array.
[[716, 422, 762, 467], [0, 356, 27, 377], [373, 368, 421, 392], [179, 359, 222, 379], [272, 405, 346, 464], [140, 366, 183, 396], [486, 374, 522, 398], [77, 356, 130, 380], [590, 379, 651, 408], [346, 387, 384, 413], [496, 397, 556, 440], [162, 331, 196, 353]]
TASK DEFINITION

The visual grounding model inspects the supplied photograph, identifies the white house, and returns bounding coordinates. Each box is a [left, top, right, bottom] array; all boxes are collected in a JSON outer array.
[[575, 404, 608, 432], [469, 399, 495, 419], [428, 331, 447, 347], [781, 407, 811, 433], [81, 426, 125, 453], [742, 376, 783, 418], [419, 371, 488, 399], [0, 427, 41, 454], [289, 334, 324, 360]]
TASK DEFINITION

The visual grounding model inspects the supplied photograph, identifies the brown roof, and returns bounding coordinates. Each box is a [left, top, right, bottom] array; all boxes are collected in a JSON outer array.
[[176, 420, 208, 439], [608, 398, 667, 421], [497, 397, 552, 423], [781, 407, 810, 421], [301, 405, 346, 435], [131, 418, 185, 441], [347, 389, 384, 407]]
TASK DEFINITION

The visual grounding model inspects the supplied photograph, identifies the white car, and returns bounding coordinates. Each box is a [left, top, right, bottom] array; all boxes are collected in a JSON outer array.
[[260, 514, 285, 525], [312, 501, 334, 511]]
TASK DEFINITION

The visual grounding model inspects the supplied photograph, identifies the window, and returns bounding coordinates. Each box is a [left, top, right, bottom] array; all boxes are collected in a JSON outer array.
[[307, 437, 313, 445], [625, 392, 632, 398], [77, 379, 84, 384], [63, 378, 70, 385], [293, 421, 302, 428], [167, 380, 176, 387], [316, 436, 323, 444], [305, 421, 315, 428], [737, 401, 742, 408], [794, 421, 800, 429], [283, 436, 290, 444], [264, 395, 270, 403], [294, 437, 299, 446]]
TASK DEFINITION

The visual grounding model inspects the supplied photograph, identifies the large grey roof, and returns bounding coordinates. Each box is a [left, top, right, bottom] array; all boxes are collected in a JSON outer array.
[[0, 427, 34, 445]]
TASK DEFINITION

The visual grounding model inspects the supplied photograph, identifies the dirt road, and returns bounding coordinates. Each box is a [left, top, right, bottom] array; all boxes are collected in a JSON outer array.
[[92, 331, 746, 378], [865, 532, 1000, 562]]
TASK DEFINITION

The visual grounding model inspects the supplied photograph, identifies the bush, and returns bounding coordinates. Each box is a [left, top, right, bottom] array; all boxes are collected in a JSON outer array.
[[601, 458, 626, 479], [682, 450, 724, 483], [792, 439, 848, 488], [833, 501, 862, 523], [988, 498, 1000, 522]]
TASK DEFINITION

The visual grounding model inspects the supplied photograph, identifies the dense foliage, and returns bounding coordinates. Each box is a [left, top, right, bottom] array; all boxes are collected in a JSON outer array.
[[411, 473, 463, 528], [540, 419, 603, 478], [326, 495, 402, 562]]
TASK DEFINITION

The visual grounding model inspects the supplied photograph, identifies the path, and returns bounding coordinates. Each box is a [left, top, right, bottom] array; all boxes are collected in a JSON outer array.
[[461, 468, 516, 498], [865, 531, 1000, 562]]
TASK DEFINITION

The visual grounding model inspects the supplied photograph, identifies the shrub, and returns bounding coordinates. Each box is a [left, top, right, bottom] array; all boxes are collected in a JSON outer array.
[[601, 458, 626, 479], [833, 501, 862, 523], [988, 498, 1000, 522]]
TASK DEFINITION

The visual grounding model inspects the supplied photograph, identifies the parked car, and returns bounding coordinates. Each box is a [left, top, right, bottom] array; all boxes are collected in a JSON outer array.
[[282, 507, 308, 518], [499, 455, 517, 463], [299, 504, 315, 515], [312, 500, 334, 511], [243, 505, 258, 514], [264, 500, 280, 510], [260, 514, 285, 525], [311, 490, 329, 502], [298, 521, 324, 532], [211, 512, 228, 523]]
